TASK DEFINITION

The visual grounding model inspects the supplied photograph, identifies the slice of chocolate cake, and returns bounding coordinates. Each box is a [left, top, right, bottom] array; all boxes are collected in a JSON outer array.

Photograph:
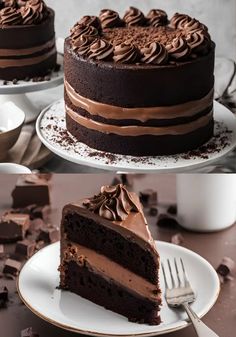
[[59, 184, 161, 325]]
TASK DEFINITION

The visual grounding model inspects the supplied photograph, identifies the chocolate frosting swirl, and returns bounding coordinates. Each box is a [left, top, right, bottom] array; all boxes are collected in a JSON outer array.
[[113, 42, 139, 64], [78, 15, 101, 30], [16, 0, 28, 7], [166, 37, 191, 60], [186, 29, 211, 55], [89, 38, 113, 61], [72, 35, 94, 56], [0, 6, 22, 25], [170, 13, 207, 32], [99, 9, 122, 29], [123, 6, 145, 26], [141, 42, 168, 65], [21, 0, 48, 24], [71, 23, 98, 42], [147, 9, 168, 27], [83, 184, 139, 221]]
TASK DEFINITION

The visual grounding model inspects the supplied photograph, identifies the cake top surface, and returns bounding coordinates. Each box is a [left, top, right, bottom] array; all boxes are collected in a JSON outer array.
[[64, 184, 156, 247], [0, 0, 50, 26], [69, 7, 213, 66]]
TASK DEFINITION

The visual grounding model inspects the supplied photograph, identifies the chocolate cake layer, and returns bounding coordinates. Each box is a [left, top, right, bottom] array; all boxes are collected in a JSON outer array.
[[66, 113, 214, 156], [63, 211, 159, 284], [61, 259, 161, 325], [64, 38, 215, 107], [0, 9, 56, 80]]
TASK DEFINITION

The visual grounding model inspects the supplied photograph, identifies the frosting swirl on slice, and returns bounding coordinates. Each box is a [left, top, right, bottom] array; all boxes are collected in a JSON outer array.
[[72, 35, 94, 56], [166, 37, 191, 60], [99, 9, 122, 28], [146, 9, 168, 27], [0, 7, 22, 25], [123, 6, 145, 26], [78, 15, 101, 30], [141, 42, 168, 65], [89, 38, 113, 61], [83, 184, 139, 221], [113, 42, 139, 64], [2, 0, 17, 8]]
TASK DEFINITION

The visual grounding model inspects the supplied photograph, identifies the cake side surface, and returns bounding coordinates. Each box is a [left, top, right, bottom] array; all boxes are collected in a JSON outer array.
[[64, 7, 215, 156]]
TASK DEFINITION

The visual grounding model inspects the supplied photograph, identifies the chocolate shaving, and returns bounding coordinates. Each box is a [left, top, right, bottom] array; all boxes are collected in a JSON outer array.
[[149, 207, 158, 217], [216, 257, 235, 283]]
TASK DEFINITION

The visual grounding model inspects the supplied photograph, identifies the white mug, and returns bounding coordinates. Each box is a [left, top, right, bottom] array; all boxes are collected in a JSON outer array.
[[176, 174, 236, 232]]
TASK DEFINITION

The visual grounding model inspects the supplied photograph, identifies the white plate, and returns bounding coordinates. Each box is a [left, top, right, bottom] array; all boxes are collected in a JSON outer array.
[[18, 241, 220, 337], [36, 100, 236, 173]]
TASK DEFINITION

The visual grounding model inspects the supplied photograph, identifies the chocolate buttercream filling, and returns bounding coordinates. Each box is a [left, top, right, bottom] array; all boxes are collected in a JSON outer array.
[[65, 80, 214, 122], [66, 105, 213, 136], [0, 46, 56, 67], [0, 38, 55, 57], [62, 241, 161, 302]]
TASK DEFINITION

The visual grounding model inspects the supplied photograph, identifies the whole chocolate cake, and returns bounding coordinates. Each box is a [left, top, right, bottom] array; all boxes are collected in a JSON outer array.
[[0, 0, 57, 80], [59, 184, 161, 325], [64, 7, 215, 156]]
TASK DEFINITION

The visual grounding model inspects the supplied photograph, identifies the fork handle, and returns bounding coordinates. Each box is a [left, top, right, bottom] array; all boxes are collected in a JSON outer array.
[[182, 303, 219, 337]]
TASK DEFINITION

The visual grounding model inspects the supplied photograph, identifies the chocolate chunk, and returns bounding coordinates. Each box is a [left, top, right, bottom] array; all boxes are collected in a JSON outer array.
[[0, 244, 4, 258], [12, 174, 50, 208], [167, 204, 177, 215], [21, 327, 39, 337], [3, 258, 21, 276], [149, 207, 158, 217], [111, 177, 122, 185], [31, 205, 50, 221], [36, 240, 45, 251], [0, 286, 8, 308], [171, 233, 184, 245], [15, 240, 36, 259], [12, 79, 18, 85], [157, 214, 180, 228], [139, 189, 158, 207], [54, 63, 61, 72], [0, 213, 30, 243], [3, 80, 8, 85], [36, 227, 59, 244], [29, 218, 46, 233], [217, 257, 235, 282]]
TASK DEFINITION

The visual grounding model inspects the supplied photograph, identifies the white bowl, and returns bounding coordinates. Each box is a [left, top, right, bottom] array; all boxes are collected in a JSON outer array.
[[0, 163, 31, 174], [0, 102, 25, 160]]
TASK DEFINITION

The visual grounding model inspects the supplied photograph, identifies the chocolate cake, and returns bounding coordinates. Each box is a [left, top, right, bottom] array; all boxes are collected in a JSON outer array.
[[59, 184, 161, 325], [0, 0, 57, 80], [64, 7, 215, 156]]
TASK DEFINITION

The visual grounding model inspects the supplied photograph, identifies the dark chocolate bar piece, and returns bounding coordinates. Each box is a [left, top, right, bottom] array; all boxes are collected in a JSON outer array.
[[0, 286, 8, 308], [15, 240, 36, 258], [0, 213, 30, 243], [12, 175, 50, 208], [3, 258, 21, 276], [36, 227, 60, 244]]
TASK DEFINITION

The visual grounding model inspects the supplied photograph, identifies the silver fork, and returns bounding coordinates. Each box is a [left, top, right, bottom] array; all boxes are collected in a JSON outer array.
[[162, 258, 219, 337]]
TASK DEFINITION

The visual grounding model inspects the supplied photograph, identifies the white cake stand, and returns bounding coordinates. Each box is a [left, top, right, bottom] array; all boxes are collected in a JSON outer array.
[[0, 53, 64, 123], [36, 99, 236, 173]]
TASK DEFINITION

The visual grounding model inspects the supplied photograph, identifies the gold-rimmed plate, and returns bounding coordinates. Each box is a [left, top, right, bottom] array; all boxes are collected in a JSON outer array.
[[17, 241, 220, 337]]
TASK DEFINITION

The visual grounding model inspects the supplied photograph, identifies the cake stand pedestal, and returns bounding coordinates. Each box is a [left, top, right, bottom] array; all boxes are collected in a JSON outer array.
[[0, 54, 63, 123]]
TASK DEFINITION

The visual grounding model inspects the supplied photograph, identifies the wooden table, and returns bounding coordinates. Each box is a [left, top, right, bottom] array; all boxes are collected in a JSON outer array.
[[0, 174, 235, 337]]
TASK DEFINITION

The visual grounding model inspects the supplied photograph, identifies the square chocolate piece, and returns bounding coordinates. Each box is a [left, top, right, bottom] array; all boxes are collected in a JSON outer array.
[[3, 258, 21, 276], [0, 213, 30, 243], [139, 189, 158, 207], [36, 227, 60, 244], [15, 240, 36, 258], [12, 174, 50, 208]]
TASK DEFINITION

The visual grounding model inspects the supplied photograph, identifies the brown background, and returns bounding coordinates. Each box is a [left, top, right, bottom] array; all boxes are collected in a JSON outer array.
[[0, 174, 235, 337]]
